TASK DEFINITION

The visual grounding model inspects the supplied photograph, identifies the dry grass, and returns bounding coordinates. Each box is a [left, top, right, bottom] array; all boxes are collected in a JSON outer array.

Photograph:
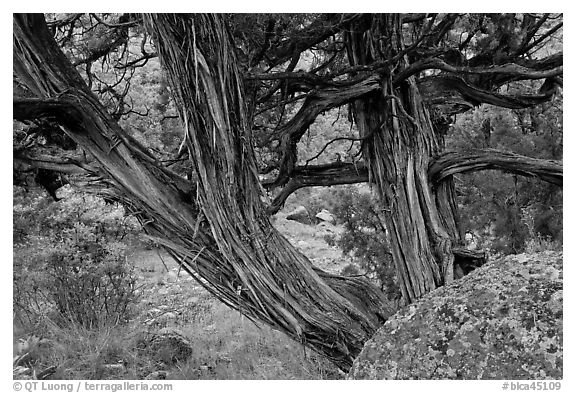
[[165, 300, 341, 380], [14, 215, 345, 380], [13, 294, 340, 380]]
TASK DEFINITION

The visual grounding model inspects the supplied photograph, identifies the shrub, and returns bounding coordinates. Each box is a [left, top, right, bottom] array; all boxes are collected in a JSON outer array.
[[13, 186, 140, 329], [324, 186, 401, 301]]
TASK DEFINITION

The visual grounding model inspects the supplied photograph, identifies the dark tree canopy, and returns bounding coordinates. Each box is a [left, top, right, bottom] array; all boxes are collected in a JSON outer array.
[[13, 13, 562, 370]]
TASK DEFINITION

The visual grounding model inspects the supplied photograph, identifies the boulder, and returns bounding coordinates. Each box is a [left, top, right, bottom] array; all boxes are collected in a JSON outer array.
[[315, 209, 335, 223], [147, 328, 194, 364], [349, 251, 562, 380], [286, 205, 312, 224]]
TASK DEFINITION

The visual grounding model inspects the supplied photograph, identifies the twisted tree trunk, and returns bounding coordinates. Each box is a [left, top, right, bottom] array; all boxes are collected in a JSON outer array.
[[346, 15, 464, 303], [14, 13, 393, 371], [14, 12, 563, 370]]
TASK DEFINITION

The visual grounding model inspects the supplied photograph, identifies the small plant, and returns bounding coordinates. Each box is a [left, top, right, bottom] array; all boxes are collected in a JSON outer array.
[[325, 186, 401, 302], [14, 186, 140, 329]]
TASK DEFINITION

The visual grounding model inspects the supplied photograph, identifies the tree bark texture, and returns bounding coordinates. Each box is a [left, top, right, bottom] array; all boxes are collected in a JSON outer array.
[[346, 15, 463, 303], [13, 13, 563, 369], [14, 13, 394, 371], [429, 149, 563, 186]]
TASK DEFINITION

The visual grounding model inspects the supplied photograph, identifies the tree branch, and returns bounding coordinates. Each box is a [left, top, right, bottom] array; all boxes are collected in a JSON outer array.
[[265, 14, 361, 67], [266, 162, 369, 214], [418, 75, 560, 115], [512, 14, 550, 57], [429, 148, 562, 186], [46, 13, 84, 28], [266, 75, 380, 187], [522, 21, 563, 56], [13, 97, 82, 124], [426, 13, 460, 46], [89, 13, 141, 28], [115, 52, 158, 69], [401, 13, 437, 24], [262, 64, 562, 187], [14, 153, 96, 175], [394, 56, 563, 85]]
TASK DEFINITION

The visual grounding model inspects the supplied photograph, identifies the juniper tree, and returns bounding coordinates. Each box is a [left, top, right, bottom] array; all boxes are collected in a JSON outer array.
[[13, 13, 562, 369]]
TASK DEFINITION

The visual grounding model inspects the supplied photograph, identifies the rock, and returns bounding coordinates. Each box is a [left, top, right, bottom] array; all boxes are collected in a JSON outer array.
[[147, 328, 194, 364], [315, 209, 335, 223], [286, 205, 312, 224], [349, 251, 563, 380]]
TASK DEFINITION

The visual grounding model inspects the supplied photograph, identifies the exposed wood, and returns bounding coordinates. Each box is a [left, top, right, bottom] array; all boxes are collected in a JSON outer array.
[[347, 14, 454, 302], [14, 13, 394, 371], [14, 154, 94, 175], [144, 14, 394, 370]]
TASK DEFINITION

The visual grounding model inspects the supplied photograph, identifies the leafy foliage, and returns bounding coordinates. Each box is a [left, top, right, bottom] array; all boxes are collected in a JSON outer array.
[[448, 96, 562, 255], [317, 186, 401, 302]]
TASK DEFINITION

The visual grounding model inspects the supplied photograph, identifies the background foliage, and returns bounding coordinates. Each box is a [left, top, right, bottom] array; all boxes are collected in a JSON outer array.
[[449, 95, 562, 255], [13, 186, 140, 329]]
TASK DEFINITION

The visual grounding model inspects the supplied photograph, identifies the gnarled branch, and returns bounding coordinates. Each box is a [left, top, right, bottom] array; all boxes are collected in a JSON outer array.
[[429, 148, 562, 186], [265, 14, 361, 67], [267, 162, 369, 214], [394, 55, 563, 85], [266, 75, 380, 187], [418, 75, 561, 115]]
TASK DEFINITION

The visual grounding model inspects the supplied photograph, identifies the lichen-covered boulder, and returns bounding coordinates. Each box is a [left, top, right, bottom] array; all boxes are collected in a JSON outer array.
[[349, 251, 562, 379]]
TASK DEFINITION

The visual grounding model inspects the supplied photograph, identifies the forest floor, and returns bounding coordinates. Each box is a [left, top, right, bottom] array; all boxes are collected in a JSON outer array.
[[14, 212, 348, 380]]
